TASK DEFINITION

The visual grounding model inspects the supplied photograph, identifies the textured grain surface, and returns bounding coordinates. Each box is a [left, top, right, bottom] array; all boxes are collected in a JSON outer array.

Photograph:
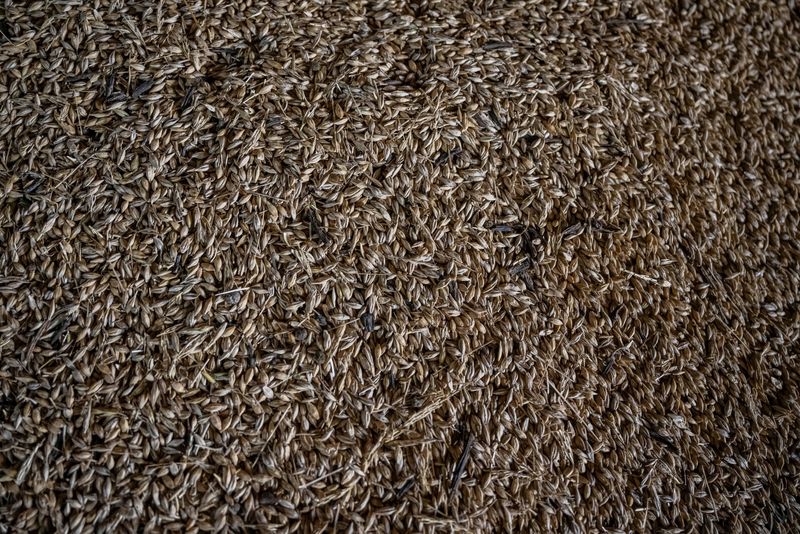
[[1, 1, 799, 532]]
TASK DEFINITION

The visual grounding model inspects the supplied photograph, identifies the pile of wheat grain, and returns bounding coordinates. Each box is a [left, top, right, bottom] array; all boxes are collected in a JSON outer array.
[[1, 0, 799, 532]]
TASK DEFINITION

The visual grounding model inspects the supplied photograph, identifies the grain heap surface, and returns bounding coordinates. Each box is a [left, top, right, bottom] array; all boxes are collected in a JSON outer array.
[[1, 0, 800, 532]]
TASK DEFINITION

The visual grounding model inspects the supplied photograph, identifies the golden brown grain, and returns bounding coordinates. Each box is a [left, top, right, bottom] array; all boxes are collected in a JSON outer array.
[[1, 0, 799, 532]]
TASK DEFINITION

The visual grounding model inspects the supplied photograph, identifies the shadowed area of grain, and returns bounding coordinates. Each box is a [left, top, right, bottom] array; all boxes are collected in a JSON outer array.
[[1, 0, 799, 532]]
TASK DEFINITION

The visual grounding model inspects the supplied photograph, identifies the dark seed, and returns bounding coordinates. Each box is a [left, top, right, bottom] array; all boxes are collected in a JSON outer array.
[[563, 223, 584, 238], [132, 80, 155, 98], [484, 41, 513, 50], [67, 72, 91, 83], [590, 219, 620, 234], [361, 312, 375, 332], [450, 432, 474, 495], [307, 210, 330, 244], [510, 258, 531, 276], [395, 477, 415, 499], [105, 92, 127, 104], [22, 173, 45, 194], [105, 73, 116, 96], [180, 86, 195, 112], [649, 429, 676, 450], [435, 149, 462, 166]]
